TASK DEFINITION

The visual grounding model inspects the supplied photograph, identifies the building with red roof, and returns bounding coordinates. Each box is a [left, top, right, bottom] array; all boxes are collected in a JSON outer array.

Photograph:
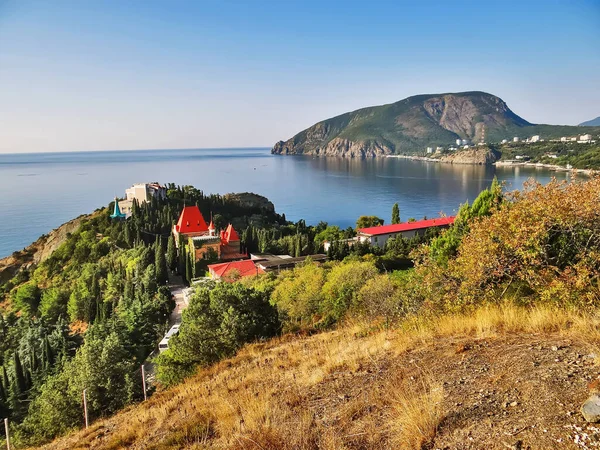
[[208, 260, 264, 281], [172, 206, 245, 262], [174, 206, 209, 236], [357, 216, 455, 248]]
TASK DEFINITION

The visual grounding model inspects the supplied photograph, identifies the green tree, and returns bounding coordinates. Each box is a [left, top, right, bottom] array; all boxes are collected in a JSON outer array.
[[13, 283, 41, 317], [391, 203, 400, 224], [429, 177, 502, 265], [157, 283, 280, 386], [39, 288, 68, 322], [155, 237, 168, 285], [166, 234, 177, 272], [356, 215, 384, 229]]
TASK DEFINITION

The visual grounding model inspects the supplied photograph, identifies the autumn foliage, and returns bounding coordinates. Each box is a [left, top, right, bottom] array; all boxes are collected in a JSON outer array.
[[415, 177, 600, 311]]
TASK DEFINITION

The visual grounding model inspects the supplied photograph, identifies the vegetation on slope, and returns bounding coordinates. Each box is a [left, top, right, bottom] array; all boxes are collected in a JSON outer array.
[[0, 185, 289, 447], [39, 176, 600, 449]]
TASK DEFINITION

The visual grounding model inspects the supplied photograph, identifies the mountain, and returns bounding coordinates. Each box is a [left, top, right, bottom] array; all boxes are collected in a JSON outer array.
[[272, 91, 599, 156], [580, 116, 600, 127]]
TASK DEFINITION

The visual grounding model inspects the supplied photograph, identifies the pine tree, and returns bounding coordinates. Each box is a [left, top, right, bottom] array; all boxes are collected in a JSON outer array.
[[166, 234, 177, 272], [295, 235, 302, 257], [392, 203, 400, 224]]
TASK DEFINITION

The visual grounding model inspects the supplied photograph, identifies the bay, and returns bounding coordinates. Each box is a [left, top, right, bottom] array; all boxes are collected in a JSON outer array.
[[0, 147, 570, 258]]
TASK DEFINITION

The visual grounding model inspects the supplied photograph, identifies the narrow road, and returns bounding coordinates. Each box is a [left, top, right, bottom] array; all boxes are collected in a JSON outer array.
[[143, 272, 188, 387], [168, 276, 188, 326]]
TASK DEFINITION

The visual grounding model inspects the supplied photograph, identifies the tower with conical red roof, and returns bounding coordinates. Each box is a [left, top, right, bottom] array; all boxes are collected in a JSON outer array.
[[174, 206, 208, 235]]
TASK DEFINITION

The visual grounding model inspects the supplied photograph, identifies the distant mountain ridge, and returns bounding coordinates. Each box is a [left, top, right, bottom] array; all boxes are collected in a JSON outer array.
[[580, 116, 600, 127], [272, 91, 600, 156]]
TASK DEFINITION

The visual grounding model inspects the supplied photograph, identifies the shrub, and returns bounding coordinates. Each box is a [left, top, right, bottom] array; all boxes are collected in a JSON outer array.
[[320, 260, 379, 326], [270, 261, 326, 331]]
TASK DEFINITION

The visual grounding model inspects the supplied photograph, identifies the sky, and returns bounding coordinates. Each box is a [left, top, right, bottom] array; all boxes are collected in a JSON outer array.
[[0, 0, 599, 153]]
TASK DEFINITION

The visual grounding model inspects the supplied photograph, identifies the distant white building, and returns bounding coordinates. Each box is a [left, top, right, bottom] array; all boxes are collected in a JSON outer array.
[[461, 139, 469, 145], [426, 147, 433, 154], [463, 145, 469, 149], [118, 182, 167, 216], [560, 137, 568, 142], [456, 139, 462, 146], [501, 139, 508, 144], [571, 137, 577, 142], [513, 137, 520, 142], [530, 135, 541, 143], [579, 134, 593, 143]]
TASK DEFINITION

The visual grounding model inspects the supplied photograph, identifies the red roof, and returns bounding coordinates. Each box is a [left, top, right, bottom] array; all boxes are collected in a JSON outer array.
[[358, 216, 455, 236], [223, 224, 240, 243], [208, 260, 264, 280], [208, 220, 215, 230], [175, 206, 208, 234]]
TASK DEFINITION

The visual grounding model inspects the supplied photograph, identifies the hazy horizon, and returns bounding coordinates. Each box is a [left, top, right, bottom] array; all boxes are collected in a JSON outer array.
[[1, 0, 599, 154]]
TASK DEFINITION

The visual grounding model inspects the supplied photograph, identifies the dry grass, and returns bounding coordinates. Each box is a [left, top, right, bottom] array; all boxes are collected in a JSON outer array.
[[389, 376, 444, 450], [37, 303, 600, 450]]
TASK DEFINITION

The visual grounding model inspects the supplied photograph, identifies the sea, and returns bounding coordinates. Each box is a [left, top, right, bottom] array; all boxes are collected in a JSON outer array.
[[0, 147, 572, 259]]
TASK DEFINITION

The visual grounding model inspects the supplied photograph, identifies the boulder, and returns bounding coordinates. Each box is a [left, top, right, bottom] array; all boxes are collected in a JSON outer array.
[[581, 394, 600, 422]]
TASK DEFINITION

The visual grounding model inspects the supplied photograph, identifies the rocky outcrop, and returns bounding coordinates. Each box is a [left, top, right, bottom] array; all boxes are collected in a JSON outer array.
[[0, 214, 88, 284], [438, 148, 500, 165], [223, 193, 275, 213], [273, 138, 393, 157]]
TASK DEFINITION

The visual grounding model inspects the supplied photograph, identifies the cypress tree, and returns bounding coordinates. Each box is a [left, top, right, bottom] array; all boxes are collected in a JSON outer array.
[[42, 337, 54, 371], [166, 234, 177, 272], [29, 348, 38, 374], [12, 352, 26, 397], [0, 371, 6, 403], [124, 277, 134, 304], [392, 203, 400, 224], [185, 251, 192, 286], [0, 373, 7, 420], [2, 366, 9, 396], [155, 237, 168, 284], [178, 235, 186, 275]]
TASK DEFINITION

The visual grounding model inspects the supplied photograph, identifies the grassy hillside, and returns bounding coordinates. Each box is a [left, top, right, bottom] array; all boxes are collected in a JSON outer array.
[[272, 91, 600, 156], [36, 305, 600, 450]]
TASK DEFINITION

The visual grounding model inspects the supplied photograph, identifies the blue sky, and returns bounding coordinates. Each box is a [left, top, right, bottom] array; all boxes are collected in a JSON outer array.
[[0, 0, 599, 153]]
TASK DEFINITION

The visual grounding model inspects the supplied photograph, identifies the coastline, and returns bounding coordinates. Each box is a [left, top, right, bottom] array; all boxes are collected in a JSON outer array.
[[387, 154, 599, 176]]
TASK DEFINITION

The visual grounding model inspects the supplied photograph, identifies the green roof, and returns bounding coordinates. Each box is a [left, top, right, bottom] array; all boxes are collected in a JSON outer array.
[[110, 198, 127, 219]]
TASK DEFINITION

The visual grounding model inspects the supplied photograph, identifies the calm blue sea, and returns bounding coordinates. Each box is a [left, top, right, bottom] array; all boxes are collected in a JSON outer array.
[[0, 148, 570, 258]]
